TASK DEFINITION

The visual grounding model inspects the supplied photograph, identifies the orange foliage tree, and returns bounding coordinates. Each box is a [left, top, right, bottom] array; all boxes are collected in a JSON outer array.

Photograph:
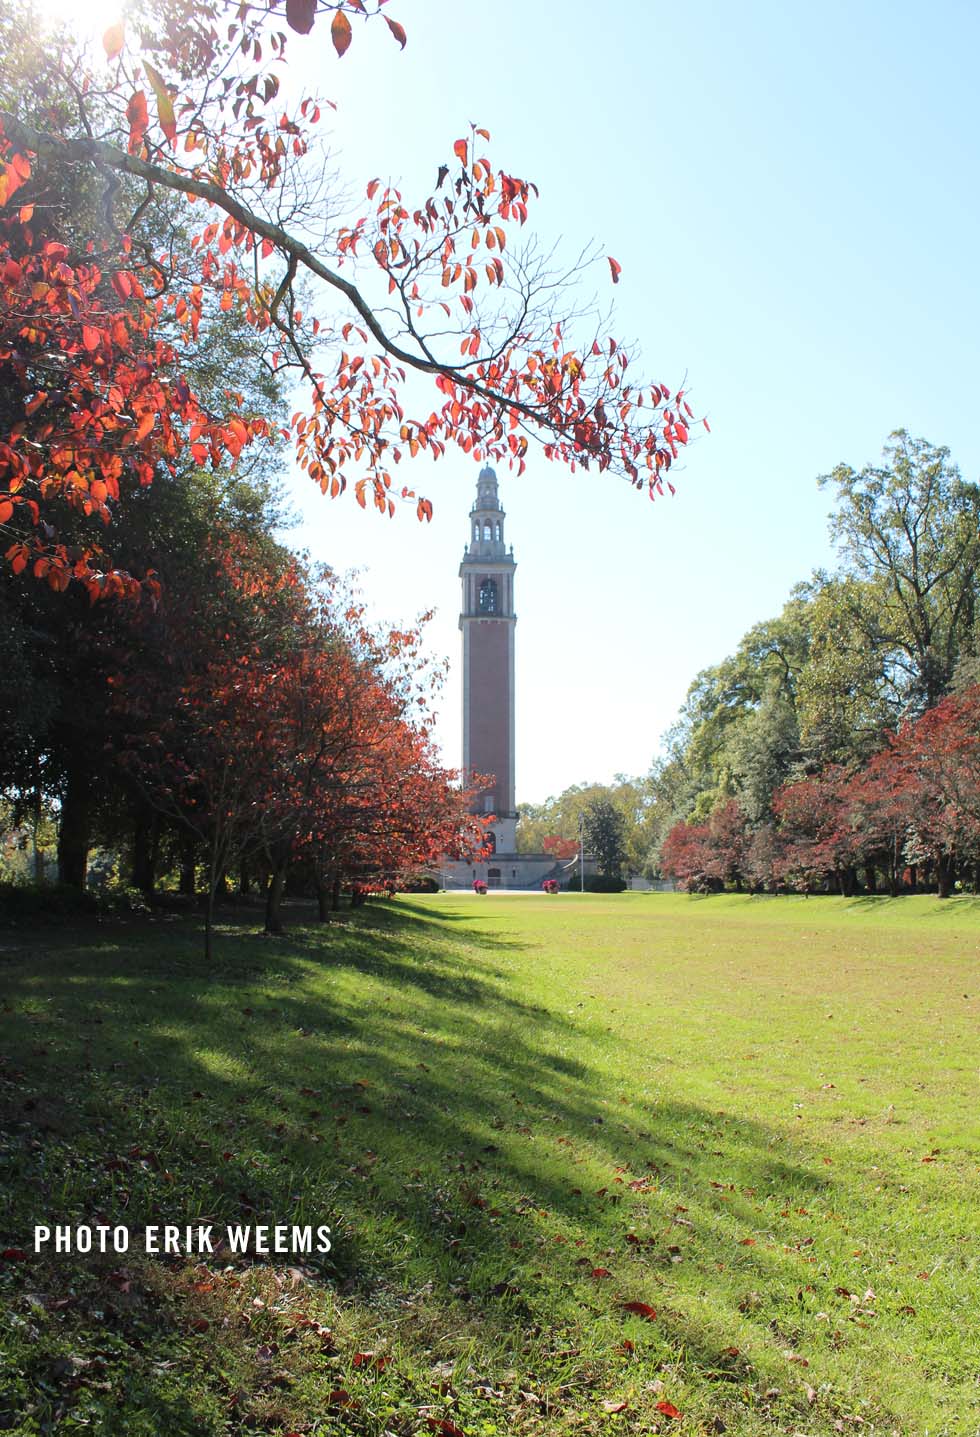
[[116, 552, 488, 953], [0, 0, 703, 595]]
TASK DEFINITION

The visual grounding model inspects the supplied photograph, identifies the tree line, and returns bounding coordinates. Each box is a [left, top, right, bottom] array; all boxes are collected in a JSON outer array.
[[655, 433, 980, 897]]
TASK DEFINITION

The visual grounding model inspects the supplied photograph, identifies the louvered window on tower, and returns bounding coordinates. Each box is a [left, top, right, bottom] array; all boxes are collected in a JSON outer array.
[[479, 578, 498, 613]]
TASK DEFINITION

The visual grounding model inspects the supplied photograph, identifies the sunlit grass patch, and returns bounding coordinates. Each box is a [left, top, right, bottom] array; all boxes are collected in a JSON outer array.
[[0, 893, 977, 1435]]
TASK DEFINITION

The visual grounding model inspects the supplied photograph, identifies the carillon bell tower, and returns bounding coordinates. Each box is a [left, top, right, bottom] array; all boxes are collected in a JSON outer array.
[[459, 465, 517, 853]]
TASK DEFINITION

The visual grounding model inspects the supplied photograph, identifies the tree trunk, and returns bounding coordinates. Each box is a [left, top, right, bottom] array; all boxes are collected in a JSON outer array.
[[57, 757, 92, 889], [238, 860, 251, 897], [131, 810, 159, 896], [864, 864, 877, 895], [316, 873, 331, 922], [936, 855, 954, 899], [179, 833, 196, 896], [203, 883, 214, 961], [264, 864, 287, 934], [202, 830, 227, 960]]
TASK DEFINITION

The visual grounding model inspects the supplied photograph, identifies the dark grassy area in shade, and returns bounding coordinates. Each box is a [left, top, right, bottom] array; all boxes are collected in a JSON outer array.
[[0, 892, 977, 1435]]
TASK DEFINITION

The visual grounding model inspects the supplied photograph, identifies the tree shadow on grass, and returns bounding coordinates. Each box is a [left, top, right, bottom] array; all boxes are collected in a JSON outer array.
[[0, 899, 859, 1435]]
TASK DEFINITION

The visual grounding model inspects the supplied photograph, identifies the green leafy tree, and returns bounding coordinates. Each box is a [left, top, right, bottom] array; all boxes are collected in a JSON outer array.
[[517, 776, 655, 873], [820, 431, 980, 713], [795, 573, 896, 766], [582, 796, 627, 880]]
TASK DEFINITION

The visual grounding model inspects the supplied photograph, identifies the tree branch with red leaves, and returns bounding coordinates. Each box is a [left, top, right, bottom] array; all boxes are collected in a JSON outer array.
[[0, 0, 704, 595]]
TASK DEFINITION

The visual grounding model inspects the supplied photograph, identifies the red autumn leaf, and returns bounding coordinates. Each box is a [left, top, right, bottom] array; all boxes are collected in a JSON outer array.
[[81, 325, 101, 352], [102, 21, 125, 58], [6, 544, 29, 576], [608, 255, 622, 284], [285, 0, 316, 33], [126, 90, 149, 148], [591, 1267, 612, 1278], [454, 138, 468, 166], [656, 1399, 682, 1419], [385, 15, 407, 48], [426, 1420, 466, 1437], [352, 1351, 389, 1370], [1, 1248, 28, 1261], [331, 11, 353, 56], [0, 499, 13, 523], [621, 1301, 657, 1320]]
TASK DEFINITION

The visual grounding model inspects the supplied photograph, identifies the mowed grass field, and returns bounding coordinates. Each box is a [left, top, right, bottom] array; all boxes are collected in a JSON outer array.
[[1, 892, 978, 1436]]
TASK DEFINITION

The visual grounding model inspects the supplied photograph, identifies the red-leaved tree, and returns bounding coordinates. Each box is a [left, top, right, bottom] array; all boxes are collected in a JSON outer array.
[[857, 689, 980, 897], [771, 765, 862, 895]]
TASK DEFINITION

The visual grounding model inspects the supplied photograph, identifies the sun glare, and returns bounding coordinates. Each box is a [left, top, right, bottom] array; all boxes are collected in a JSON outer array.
[[38, 0, 126, 47]]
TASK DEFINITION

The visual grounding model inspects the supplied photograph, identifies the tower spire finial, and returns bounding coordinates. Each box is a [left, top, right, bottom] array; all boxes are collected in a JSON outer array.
[[475, 463, 499, 510]]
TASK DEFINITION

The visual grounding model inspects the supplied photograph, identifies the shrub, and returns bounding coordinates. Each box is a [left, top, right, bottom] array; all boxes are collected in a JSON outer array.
[[0, 882, 152, 924], [402, 874, 440, 893], [0, 882, 100, 922], [583, 874, 627, 893]]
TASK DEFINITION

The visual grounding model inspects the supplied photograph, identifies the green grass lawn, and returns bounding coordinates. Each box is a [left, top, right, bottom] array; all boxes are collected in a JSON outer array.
[[1, 892, 978, 1436]]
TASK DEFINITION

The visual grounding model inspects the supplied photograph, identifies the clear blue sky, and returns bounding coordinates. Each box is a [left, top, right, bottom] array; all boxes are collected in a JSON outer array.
[[274, 1, 980, 801]]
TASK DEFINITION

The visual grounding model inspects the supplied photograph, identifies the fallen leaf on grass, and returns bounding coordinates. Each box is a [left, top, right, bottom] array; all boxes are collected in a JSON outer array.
[[352, 1351, 390, 1371], [656, 1399, 683, 1418], [621, 1300, 657, 1320], [603, 1399, 629, 1412], [426, 1419, 466, 1437]]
